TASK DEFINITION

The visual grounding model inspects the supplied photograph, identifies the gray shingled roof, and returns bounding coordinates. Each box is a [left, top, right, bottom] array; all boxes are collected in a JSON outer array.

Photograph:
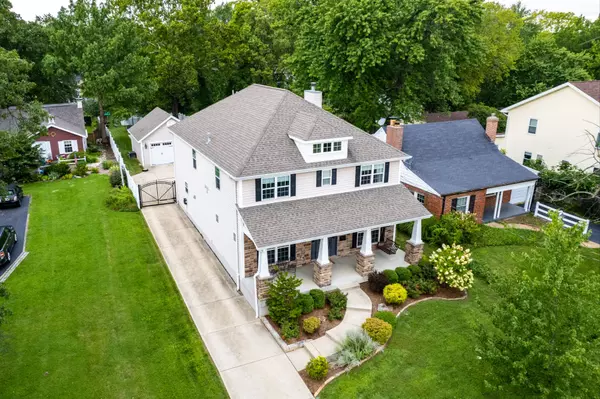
[[238, 184, 431, 248], [0, 103, 85, 136], [129, 107, 172, 142], [403, 119, 538, 195], [170, 84, 407, 178]]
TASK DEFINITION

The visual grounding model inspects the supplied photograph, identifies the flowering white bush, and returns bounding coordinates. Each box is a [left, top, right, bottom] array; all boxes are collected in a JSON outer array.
[[429, 243, 474, 291]]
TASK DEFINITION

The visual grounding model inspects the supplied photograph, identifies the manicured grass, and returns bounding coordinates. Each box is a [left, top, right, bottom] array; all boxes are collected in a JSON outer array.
[[323, 227, 600, 398], [0, 176, 226, 399], [109, 126, 143, 175]]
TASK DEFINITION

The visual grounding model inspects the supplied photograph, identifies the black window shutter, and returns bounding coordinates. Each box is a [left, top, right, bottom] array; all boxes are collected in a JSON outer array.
[[380, 227, 385, 242], [469, 195, 476, 213], [332, 168, 337, 185], [351, 232, 358, 248], [255, 179, 262, 202], [451, 198, 457, 211], [290, 174, 296, 196], [290, 244, 296, 261], [384, 162, 390, 183], [355, 166, 361, 187], [316, 170, 322, 187]]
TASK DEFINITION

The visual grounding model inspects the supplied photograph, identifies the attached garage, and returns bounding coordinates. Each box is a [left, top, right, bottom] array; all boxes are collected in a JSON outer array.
[[150, 141, 174, 165], [128, 107, 179, 169]]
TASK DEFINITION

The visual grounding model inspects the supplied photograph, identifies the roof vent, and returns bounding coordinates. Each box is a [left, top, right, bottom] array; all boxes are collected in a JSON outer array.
[[206, 132, 211, 145]]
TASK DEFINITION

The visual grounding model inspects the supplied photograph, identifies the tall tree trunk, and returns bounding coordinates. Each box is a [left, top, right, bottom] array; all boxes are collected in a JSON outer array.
[[171, 97, 179, 117], [98, 100, 107, 143]]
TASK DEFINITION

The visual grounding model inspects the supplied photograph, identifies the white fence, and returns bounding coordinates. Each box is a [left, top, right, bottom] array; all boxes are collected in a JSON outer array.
[[107, 128, 141, 209], [534, 202, 590, 234]]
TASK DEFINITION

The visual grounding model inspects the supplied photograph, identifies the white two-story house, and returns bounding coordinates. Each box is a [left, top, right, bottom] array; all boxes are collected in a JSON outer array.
[[169, 84, 430, 316]]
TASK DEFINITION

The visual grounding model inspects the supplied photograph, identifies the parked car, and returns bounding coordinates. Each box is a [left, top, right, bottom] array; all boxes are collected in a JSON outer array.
[[0, 183, 23, 207], [0, 225, 17, 265]]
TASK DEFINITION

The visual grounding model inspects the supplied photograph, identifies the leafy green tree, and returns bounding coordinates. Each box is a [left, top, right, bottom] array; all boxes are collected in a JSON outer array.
[[477, 212, 600, 397], [467, 103, 506, 133], [0, 131, 43, 182], [266, 272, 302, 326]]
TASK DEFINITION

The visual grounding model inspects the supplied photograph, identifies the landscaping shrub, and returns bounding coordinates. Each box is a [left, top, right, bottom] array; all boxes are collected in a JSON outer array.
[[45, 162, 70, 178], [404, 280, 421, 299], [327, 307, 344, 321], [303, 316, 321, 334], [102, 160, 115, 170], [266, 272, 302, 326], [430, 243, 474, 291], [407, 264, 421, 277], [470, 259, 495, 284], [281, 320, 300, 340], [395, 267, 412, 283], [90, 167, 99, 174], [382, 269, 398, 284], [68, 151, 86, 159], [61, 173, 73, 180], [309, 289, 326, 309], [429, 211, 480, 245], [87, 143, 101, 154], [368, 271, 389, 293], [335, 330, 379, 368], [383, 283, 407, 305], [86, 155, 99, 163], [419, 258, 437, 280], [374, 311, 397, 330], [74, 162, 88, 177], [362, 317, 393, 344], [306, 356, 329, 380], [109, 166, 122, 187], [299, 293, 314, 314], [419, 279, 439, 295], [326, 289, 348, 310], [105, 187, 138, 212]]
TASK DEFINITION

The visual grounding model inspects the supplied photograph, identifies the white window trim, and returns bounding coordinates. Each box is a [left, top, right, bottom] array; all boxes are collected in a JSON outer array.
[[455, 195, 470, 213], [323, 142, 332, 152], [333, 141, 342, 152], [527, 118, 537, 134], [261, 175, 291, 200], [192, 149, 197, 169], [360, 163, 385, 186], [322, 169, 332, 186], [415, 192, 425, 204], [523, 151, 532, 164], [371, 228, 379, 243], [215, 167, 221, 190], [357, 232, 364, 247], [312, 143, 322, 153], [266, 245, 291, 264]]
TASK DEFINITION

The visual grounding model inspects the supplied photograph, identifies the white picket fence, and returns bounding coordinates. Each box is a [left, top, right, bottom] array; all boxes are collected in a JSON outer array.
[[533, 202, 590, 234], [107, 128, 141, 209]]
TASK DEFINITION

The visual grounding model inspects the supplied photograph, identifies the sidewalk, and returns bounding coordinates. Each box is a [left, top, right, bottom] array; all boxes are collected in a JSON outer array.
[[142, 204, 312, 399]]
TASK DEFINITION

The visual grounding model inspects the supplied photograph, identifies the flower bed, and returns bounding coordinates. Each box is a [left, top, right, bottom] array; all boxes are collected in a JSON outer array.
[[265, 304, 346, 344]]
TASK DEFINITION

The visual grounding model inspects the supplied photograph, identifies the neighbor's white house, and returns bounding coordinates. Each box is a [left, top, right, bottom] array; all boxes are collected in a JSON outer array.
[[128, 107, 179, 168], [168, 84, 431, 316], [501, 81, 600, 172]]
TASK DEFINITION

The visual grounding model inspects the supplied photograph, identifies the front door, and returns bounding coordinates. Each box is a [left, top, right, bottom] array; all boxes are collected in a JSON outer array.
[[328, 236, 338, 257]]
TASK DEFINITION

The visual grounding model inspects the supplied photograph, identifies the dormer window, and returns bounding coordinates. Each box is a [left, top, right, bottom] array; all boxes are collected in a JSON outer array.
[[333, 141, 342, 151], [323, 142, 332, 152], [313, 143, 321, 153]]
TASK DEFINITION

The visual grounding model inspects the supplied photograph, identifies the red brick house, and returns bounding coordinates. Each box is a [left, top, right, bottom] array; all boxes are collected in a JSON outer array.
[[380, 117, 539, 223]]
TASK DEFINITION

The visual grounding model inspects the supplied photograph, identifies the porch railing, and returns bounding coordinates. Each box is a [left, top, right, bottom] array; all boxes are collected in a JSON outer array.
[[533, 202, 590, 234], [268, 261, 297, 276]]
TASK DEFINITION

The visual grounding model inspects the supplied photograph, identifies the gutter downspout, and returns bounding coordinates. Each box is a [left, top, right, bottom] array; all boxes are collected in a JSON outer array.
[[234, 186, 241, 292]]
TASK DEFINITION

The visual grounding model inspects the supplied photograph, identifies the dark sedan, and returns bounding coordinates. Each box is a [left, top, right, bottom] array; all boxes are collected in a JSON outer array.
[[0, 184, 24, 207], [0, 225, 17, 265]]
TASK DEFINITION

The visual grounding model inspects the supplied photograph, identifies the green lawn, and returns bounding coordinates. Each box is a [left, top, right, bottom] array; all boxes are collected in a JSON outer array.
[[0, 176, 226, 399], [109, 126, 143, 175], [322, 226, 600, 398]]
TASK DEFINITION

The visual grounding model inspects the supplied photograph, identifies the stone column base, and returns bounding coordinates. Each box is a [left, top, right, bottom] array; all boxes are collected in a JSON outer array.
[[355, 252, 375, 277], [313, 263, 332, 287], [256, 275, 274, 300], [404, 241, 424, 265]]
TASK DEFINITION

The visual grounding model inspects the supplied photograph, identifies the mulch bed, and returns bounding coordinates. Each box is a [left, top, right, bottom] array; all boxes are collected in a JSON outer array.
[[359, 281, 465, 315], [299, 364, 345, 394], [265, 304, 346, 344]]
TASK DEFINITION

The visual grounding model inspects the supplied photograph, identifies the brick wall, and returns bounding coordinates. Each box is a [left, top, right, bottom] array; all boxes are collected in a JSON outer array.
[[295, 241, 313, 267], [502, 190, 512, 203], [403, 183, 444, 218], [337, 233, 358, 257]]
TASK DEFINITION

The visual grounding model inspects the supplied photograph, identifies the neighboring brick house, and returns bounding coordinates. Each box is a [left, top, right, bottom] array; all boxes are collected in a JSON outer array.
[[378, 117, 538, 223], [169, 84, 430, 316]]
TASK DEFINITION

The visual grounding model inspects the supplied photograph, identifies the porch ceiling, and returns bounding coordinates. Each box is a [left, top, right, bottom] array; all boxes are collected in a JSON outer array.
[[238, 184, 430, 249]]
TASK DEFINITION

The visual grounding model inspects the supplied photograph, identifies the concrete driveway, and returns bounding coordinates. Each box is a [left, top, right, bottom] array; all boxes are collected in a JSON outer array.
[[0, 196, 30, 279], [142, 204, 312, 399]]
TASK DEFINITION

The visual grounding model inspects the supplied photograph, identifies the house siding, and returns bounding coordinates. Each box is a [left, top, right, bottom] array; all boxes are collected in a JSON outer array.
[[139, 120, 175, 167], [36, 127, 85, 158], [404, 183, 486, 223]]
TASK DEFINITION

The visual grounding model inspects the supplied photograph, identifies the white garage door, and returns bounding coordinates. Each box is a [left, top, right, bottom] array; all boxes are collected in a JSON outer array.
[[510, 187, 528, 204], [150, 141, 174, 165]]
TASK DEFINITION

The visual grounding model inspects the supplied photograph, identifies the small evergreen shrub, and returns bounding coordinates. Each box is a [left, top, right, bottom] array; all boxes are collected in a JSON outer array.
[[374, 311, 397, 330], [306, 356, 329, 380], [109, 166, 122, 187], [90, 167, 99, 174], [407, 264, 421, 277], [266, 272, 302, 326], [327, 307, 344, 321], [61, 173, 73, 180], [281, 320, 300, 340], [419, 258, 437, 280], [105, 187, 138, 212], [303, 316, 320, 334], [74, 162, 88, 177], [309, 289, 326, 309], [102, 160, 115, 170], [404, 280, 421, 299], [383, 269, 399, 284], [368, 271, 389, 293], [45, 162, 70, 177], [362, 317, 393, 344], [299, 293, 314, 314], [395, 267, 412, 283], [326, 289, 348, 310], [383, 283, 408, 305], [335, 330, 379, 368], [419, 279, 439, 295]]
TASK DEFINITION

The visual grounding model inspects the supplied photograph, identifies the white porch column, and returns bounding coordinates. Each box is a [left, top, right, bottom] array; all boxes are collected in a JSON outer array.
[[408, 219, 423, 245], [258, 249, 271, 279], [525, 184, 534, 212], [493, 191, 504, 220], [317, 237, 330, 265], [360, 229, 373, 256]]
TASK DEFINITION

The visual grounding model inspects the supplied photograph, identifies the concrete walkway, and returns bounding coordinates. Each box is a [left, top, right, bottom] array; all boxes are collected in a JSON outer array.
[[286, 286, 372, 371], [142, 204, 312, 399]]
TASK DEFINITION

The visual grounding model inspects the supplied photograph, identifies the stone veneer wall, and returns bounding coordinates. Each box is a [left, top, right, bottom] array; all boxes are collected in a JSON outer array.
[[244, 234, 258, 277]]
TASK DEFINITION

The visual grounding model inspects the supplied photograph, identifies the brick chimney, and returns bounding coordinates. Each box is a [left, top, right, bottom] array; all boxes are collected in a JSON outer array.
[[387, 119, 404, 151], [486, 113, 499, 142]]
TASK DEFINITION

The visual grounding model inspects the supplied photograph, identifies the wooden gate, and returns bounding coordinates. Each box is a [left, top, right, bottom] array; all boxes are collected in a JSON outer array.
[[138, 180, 176, 208]]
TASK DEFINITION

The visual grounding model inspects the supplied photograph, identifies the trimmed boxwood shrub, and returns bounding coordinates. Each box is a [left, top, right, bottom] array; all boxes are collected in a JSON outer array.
[[382, 269, 398, 284], [368, 271, 389, 293], [303, 316, 320, 334], [326, 289, 348, 310], [281, 320, 300, 340], [374, 310, 397, 330], [419, 259, 437, 280], [362, 317, 393, 344], [306, 356, 329, 380], [408, 264, 422, 277], [383, 283, 408, 305], [395, 267, 412, 283], [298, 293, 314, 314], [328, 307, 344, 321], [309, 289, 326, 309]]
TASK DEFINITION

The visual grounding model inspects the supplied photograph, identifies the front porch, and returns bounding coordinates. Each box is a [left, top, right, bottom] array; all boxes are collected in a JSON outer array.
[[483, 202, 528, 222], [483, 180, 536, 222]]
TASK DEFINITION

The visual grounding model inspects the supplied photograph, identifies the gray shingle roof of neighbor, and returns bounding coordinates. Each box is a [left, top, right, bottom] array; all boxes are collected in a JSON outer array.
[[402, 119, 538, 196], [170, 84, 408, 178], [129, 107, 173, 142], [238, 184, 431, 248], [0, 103, 85, 136]]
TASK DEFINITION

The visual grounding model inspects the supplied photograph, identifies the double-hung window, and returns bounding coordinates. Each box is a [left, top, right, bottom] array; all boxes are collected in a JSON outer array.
[[333, 141, 342, 151], [322, 170, 332, 186], [323, 142, 332, 152], [523, 151, 532, 165], [262, 177, 275, 199], [360, 165, 373, 185], [528, 118, 538, 134], [64, 141, 73, 153], [277, 175, 290, 197], [261, 175, 290, 200], [266, 245, 290, 264], [371, 229, 379, 244], [313, 143, 322, 153], [416, 193, 425, 204], [373, 163, 384, 183], [192, 149, 197, 169], [455, 196, 468, 213], [357, 232, 364, 247], [215, 167, 221, 190]]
